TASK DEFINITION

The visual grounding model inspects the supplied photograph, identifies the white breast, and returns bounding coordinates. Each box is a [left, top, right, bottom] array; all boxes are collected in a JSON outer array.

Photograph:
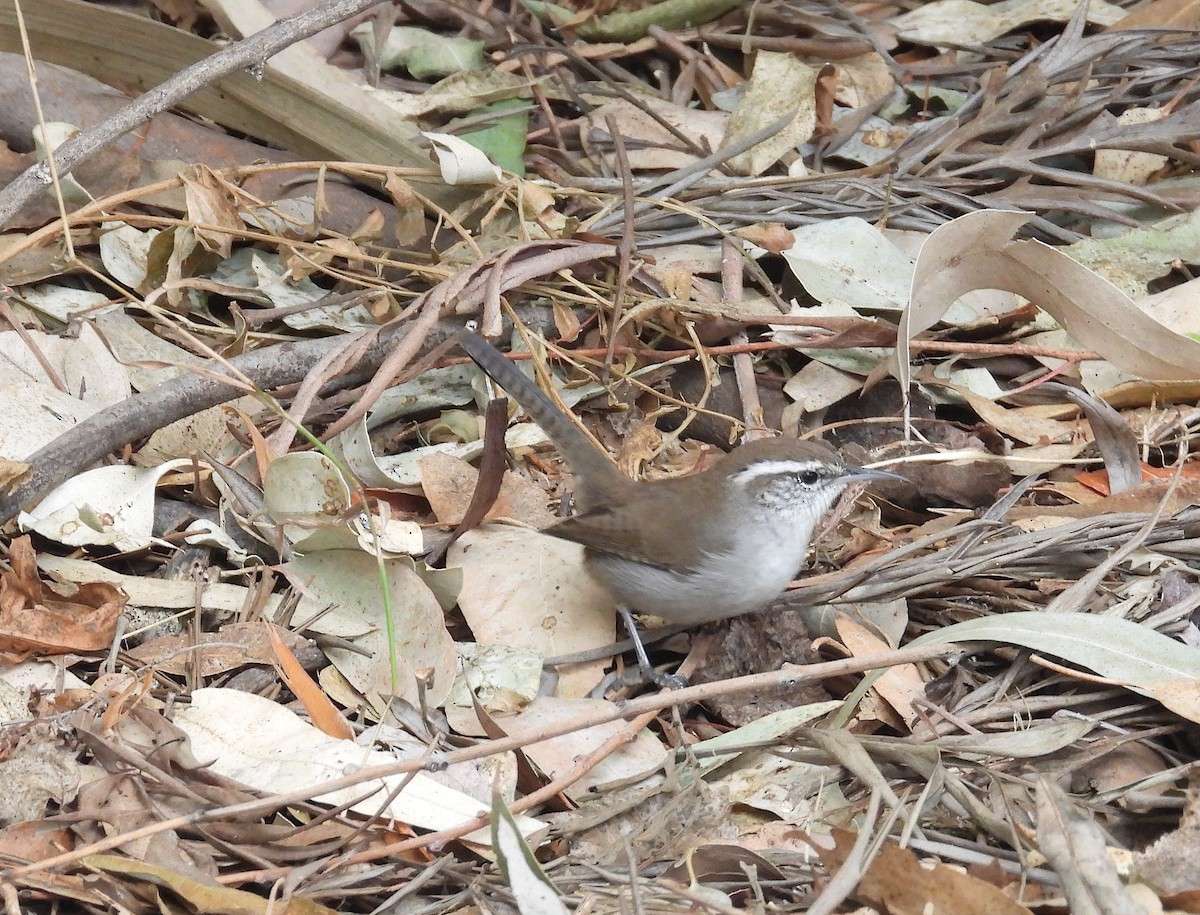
[[586, 506, 823, 624]]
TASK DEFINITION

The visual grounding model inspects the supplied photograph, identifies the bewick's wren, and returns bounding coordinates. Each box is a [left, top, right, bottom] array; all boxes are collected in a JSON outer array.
[[459, 334, 899, 675]]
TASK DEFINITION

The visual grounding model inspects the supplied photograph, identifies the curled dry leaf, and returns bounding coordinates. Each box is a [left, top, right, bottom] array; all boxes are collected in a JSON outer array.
[[492, 793, 569, 915], [900, 211, 1200, 403], [261, 451, 353, 548], [422, 132, 502, 185], [359, 24, 485, 79], [733, 222, 795, 253], [19, 459, 193, 551], [180, 166, 244, 258], [1039, 382, 1141, 494], [0, 537, 124, 663]]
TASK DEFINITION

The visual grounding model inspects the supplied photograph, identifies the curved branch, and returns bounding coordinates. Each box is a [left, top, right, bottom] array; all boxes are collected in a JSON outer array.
[[0, 324, 407, 524]]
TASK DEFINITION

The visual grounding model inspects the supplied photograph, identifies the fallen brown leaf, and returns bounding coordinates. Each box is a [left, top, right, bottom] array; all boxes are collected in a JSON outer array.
[[817, 828, 1034, 915], [0, 537, 124, 663]]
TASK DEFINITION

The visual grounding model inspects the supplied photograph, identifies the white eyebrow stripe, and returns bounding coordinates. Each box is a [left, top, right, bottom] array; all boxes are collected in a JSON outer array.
[[728, 460, 829, 485]]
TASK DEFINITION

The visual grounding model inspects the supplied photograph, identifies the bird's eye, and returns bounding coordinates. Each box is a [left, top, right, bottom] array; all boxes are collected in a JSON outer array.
[[798, 469, 821, 486]]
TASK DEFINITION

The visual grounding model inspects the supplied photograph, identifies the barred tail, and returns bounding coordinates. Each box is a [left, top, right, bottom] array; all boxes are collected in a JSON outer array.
[[457, 333, 625, 500]]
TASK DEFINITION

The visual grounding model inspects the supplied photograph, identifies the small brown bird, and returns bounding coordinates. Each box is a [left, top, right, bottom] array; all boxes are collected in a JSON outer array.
[[459, 333, 900, 681]]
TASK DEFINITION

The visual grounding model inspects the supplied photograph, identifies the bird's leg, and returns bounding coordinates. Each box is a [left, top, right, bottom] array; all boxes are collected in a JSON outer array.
[[618, 607, 687, 690]]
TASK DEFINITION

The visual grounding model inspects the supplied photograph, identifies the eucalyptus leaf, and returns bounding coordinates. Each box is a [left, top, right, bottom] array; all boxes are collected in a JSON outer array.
[[837, 611, 1200, 728], [459, 100, 529, 176], [493, 793, 568, 915], [682, 701, 841, 777], [909, 612, 1200, 687], [935, 718, 1095, 758]]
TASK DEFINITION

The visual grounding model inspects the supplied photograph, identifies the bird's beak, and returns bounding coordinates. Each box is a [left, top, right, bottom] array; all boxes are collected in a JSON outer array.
[[843, 465, 907, 485]]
